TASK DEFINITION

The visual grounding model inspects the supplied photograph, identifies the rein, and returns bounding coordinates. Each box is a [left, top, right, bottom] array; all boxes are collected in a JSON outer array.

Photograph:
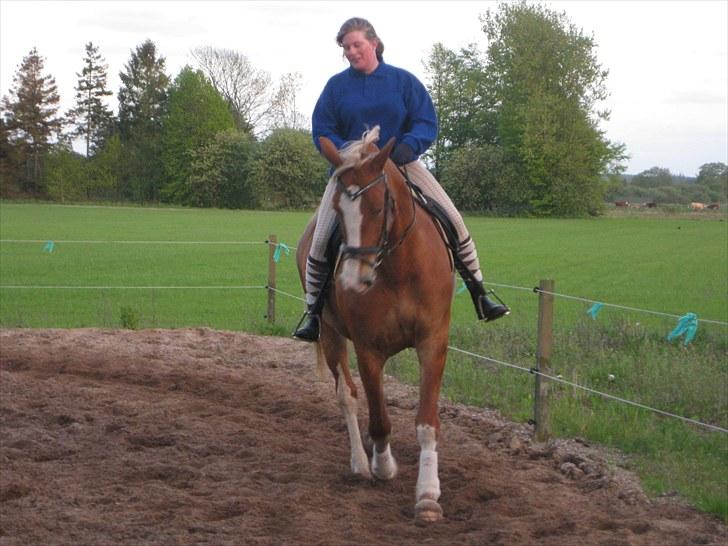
[[336, 165, 417, 270]]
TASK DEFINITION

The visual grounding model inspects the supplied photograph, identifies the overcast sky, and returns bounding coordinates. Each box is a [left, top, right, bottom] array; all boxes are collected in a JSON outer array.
[[1, 0, 726, 176]]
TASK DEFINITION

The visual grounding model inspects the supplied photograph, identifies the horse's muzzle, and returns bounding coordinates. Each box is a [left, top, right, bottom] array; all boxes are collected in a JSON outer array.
[[339, 258, 377, 294]]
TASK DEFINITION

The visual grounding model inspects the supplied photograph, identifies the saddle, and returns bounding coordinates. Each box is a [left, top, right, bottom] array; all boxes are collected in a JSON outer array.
[[402, 172, 478, 286]]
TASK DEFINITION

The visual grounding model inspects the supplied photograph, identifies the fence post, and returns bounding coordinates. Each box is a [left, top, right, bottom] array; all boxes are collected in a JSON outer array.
[[534, 279, 554, 442], [267, 234, 277, 324]]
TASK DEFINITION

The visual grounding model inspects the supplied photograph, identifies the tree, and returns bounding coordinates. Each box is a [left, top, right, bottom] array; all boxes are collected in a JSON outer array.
[[424, 43, 497, 178], [696, 162, 727, 200], [440, 143, 529, 214], [252, 128, 329, 209], [118, 39, 169, 139], [184, 130, 259, 208], [631, 166, 674, 188], [191, 46, 273, 135], [160, 66, 235, 203], [44, 147, 87, 202], [87, 133, 124, 200], [268, 72, 309, 132], [482, 2, 626, 216], [1, 47, 63, 193], [66, 42, 114, 157], [117, 39, 170, 201]]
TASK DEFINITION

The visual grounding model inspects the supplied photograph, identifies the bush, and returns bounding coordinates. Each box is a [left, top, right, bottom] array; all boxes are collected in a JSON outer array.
[[440, 144, 529, 215], [184, 130, 259, 208], [44, 148, 87, 201], [251, 128, 329, 209]]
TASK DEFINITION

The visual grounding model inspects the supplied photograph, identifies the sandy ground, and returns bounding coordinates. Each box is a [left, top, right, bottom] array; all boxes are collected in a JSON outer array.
[[0, 327, 725, 546]]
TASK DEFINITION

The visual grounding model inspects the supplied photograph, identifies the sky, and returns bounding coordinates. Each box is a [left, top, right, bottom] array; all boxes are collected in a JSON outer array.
[[1, 0, 726, 176]]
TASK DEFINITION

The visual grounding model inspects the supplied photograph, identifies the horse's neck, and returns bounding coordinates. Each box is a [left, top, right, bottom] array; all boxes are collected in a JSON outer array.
[[390, 178, 416, 239]]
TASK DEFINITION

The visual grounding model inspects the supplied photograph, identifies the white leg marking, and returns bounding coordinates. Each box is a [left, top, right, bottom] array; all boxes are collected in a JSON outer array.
[[372, 443, 398, 480], [336, 366, 370, 478], [416, 425, 440, 502]]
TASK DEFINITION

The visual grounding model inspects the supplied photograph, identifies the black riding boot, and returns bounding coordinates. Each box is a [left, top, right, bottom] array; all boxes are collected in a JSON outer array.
[[293, 310, 320, 342], [293, 256, 330, 342], [465, 279, 510, 322]]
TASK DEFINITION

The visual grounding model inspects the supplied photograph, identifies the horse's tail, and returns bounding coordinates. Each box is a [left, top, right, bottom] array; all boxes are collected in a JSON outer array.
[[314, 341, 327, 380]]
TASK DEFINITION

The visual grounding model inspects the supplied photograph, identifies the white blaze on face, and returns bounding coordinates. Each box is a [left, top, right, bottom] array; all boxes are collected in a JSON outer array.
[[339, 187, 365, 292]]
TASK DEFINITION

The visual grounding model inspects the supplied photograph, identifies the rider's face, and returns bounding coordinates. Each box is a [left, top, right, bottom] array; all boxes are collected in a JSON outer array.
[[341, 30, 379, 74]]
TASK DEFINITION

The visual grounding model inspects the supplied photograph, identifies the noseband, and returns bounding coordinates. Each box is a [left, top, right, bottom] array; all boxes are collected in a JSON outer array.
[[336, 169, 416, 270]]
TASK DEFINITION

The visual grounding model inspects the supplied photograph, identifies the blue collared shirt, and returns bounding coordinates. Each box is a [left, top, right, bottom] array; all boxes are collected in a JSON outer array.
[[312, 62, 438, 158]]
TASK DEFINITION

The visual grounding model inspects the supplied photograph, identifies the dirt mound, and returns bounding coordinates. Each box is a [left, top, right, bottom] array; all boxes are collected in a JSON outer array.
[[1, 328, 725, 545]]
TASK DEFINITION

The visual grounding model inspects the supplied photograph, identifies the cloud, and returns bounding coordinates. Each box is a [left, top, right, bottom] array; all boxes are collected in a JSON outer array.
[[79, 7, 206, 38]]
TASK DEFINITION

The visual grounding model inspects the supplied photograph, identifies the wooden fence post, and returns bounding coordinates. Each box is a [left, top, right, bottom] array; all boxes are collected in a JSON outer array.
[[267, 234, 277, 325], [534, 279, 554, 442]]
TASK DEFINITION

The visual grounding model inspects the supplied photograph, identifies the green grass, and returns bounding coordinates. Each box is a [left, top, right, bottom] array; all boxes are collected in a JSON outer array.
[[1, 201, 727, 520]]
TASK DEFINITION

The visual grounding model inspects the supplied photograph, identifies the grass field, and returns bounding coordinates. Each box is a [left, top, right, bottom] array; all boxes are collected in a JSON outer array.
[[1, 201, 727, 519]]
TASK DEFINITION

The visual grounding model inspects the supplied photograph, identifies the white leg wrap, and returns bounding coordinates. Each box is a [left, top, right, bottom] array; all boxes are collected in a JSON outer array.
[[336, 370, 370, 478], [416, 449, 441, 501], [372, 444, 398, 480], [416, 425, 440, 502]]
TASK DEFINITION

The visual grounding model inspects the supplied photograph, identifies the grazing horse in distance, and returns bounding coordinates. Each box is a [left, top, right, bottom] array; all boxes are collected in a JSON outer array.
[[296, 127, 454, 523]]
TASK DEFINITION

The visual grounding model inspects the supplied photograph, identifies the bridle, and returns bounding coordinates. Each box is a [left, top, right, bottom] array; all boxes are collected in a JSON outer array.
[[336, 166, 417, 271]]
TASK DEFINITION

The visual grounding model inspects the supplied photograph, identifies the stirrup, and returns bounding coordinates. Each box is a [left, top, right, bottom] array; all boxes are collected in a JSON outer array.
[[477, 290, 510, 322], [293, 312, 320, 342]]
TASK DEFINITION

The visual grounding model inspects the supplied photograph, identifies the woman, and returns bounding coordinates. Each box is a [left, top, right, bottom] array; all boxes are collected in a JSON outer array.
[[294, 17, 508, 342]]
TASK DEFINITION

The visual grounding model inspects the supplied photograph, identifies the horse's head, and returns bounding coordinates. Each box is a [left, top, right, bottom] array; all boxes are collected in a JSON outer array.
[[320, 128, 396, 294]]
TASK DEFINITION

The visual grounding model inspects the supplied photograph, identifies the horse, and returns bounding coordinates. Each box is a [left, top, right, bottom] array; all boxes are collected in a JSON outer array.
[[296, 127, 454, 523]]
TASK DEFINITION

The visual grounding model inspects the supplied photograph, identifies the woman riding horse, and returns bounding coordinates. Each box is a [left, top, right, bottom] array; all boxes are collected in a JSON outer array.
[[294, 17, 508, 342]]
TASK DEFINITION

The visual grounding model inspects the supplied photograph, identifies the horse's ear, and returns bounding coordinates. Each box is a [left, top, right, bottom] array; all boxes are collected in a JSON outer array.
[[372, 137, 396, 172], [319, 137, 342, 167]]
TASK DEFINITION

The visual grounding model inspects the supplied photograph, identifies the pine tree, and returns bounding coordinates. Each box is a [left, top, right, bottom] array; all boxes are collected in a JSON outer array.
[[66, 42, 114, 157], [118, 39, 169, 139], [1, 47, 63, 192], [117, 39, 170, 201]]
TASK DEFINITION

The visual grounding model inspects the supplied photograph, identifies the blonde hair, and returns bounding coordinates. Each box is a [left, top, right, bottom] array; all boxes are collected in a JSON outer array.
[[336, 17, 384, 62], [332, 126, 381, 178]]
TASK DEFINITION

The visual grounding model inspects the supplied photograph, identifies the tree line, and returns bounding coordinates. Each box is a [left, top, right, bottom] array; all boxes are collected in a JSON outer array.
[[1, 2, 725, 215], [1, 39, 328, 209], [605, 165, 727, 206]]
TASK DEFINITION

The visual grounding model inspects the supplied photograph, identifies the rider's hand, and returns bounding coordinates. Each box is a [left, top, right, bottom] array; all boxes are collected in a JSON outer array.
[[391, 143, 416, 166]]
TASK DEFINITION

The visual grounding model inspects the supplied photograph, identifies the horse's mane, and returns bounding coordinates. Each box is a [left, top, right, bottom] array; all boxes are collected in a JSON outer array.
[[331, 126, 381, 179]]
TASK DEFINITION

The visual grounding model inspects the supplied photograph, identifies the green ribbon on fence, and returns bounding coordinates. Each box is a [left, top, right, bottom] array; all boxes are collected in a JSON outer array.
[[667, 312, 698, 346], [586, 302, 604, 319], [273, 242, 290, 263]]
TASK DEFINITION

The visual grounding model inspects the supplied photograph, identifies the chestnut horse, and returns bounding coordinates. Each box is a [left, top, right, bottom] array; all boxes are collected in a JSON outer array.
[[296, 127, 454, 523]]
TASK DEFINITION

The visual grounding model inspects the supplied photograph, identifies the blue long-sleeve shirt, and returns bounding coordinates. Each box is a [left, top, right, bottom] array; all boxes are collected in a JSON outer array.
[[312, 62, 438, 158]]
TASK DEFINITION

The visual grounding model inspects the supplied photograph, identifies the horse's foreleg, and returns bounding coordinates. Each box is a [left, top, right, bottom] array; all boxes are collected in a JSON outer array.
[[357, 352, 398, 480], [336, 363, 371, 478], [414, 341, 447, 523], [323, 336, 371, 478]]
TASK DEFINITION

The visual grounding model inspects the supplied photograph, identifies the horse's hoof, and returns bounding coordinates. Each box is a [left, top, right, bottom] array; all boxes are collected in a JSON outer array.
[[372, 447, 398, 480], [414, 499, 443, 524], [372, 463, 397, 481], [351, 460, 372, 480]]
